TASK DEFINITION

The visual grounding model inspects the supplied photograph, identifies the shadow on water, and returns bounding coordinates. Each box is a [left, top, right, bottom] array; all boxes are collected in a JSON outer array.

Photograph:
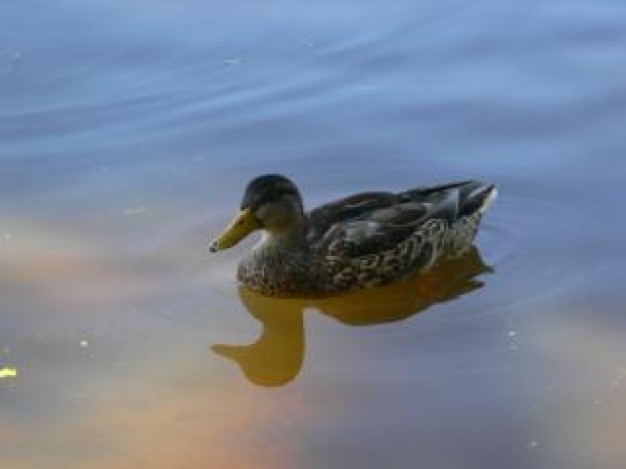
[[212, 246, 493, 387]]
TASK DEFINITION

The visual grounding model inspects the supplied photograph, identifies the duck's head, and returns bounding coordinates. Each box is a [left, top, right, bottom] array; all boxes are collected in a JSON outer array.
[[209, 174, 304, 252]]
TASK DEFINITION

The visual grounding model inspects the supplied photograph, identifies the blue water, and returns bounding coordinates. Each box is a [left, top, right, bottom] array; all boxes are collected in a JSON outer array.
[[1, 0, 626, 467]]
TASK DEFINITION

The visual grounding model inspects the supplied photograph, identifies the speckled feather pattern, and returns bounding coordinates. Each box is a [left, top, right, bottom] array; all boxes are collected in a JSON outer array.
[[324, 213, 482, 293]]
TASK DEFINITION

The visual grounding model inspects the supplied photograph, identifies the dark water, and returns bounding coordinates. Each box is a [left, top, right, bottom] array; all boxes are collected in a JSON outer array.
[[2, 0, 626, 467]]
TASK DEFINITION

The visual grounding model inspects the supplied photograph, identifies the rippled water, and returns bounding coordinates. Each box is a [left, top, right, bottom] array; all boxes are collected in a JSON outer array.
[[2, 0, 626, 467]]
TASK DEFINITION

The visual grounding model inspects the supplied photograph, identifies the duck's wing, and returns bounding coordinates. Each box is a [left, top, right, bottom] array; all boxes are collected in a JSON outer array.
[[307, 181, 496, 260], [306, 191, 398, 243], [307, 191, 429, 258], [398, 180, 497, 218]]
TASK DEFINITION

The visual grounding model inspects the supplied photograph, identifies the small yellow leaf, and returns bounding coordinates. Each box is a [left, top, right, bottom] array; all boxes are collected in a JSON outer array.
[[0, 367, 18, 379]]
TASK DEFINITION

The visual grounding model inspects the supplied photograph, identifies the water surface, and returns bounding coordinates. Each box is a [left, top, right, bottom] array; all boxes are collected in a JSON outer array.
[[2, 0, 626, 467]]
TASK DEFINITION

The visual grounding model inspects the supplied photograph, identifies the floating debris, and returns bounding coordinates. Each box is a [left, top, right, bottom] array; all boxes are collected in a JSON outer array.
[[79, 340, 90, 348], [124, 205, 147, 216], [507, 330, 518, 350], [0, 366, 18, 379], [220, 57, 242, 67], [527, 440, 539, 449]]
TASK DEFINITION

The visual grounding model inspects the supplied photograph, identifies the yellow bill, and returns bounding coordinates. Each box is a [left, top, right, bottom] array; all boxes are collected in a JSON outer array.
[[209, 208, 259, 252]]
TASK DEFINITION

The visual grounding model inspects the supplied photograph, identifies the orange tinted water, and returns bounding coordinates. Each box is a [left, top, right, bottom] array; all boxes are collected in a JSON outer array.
[[2, 1, 626, 468]]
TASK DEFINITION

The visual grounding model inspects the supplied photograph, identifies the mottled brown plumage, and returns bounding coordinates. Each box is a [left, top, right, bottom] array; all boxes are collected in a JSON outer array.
[[209, 174, 496, 297]]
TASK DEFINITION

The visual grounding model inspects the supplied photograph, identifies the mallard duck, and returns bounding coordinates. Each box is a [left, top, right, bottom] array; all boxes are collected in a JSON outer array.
[[209, 174, 496, 297]]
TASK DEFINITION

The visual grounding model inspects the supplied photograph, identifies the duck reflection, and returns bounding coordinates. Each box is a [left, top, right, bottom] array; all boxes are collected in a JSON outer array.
[[212, 246, 493, 387]]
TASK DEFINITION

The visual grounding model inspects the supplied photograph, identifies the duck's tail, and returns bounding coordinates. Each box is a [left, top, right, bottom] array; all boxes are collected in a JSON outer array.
[[457, 181, 497, 217], [476, 185, 498, 215]]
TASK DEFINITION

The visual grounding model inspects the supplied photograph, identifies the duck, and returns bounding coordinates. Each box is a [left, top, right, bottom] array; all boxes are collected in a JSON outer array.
[[209, 174, 496, 297]]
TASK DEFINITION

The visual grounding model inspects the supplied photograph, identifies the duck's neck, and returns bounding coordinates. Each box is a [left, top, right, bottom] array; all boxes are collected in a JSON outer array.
[[238, 218, 311, 295], [255, 221, 308, 255]]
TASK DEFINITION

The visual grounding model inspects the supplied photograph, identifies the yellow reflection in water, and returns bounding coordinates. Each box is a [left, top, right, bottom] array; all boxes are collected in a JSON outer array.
[[213, 246, 492, 387]]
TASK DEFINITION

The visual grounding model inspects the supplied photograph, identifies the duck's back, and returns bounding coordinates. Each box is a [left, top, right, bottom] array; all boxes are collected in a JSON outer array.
[[307, 180, 496, 293]]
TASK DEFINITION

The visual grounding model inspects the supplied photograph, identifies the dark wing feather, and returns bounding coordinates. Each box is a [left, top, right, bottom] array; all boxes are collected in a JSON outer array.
[[307, 181, 494, 261], [399, 180, 495, 216], [306, 192, 398, 243]]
